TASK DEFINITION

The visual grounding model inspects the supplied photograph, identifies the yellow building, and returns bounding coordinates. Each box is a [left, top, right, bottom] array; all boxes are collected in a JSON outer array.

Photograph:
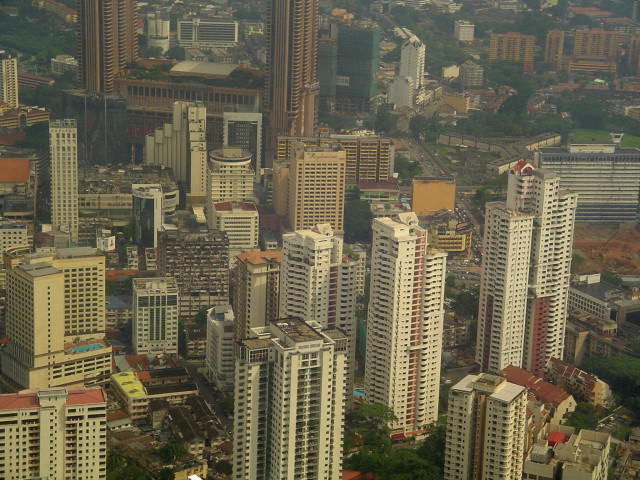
[[489, 32, 535, 74], [411, 178, 456, 216]]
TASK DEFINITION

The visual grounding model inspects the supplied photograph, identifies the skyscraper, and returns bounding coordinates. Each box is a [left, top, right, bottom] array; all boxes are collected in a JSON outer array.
[[476, 162, 576, 375], [489, 32, 535, 74], [264, 0, 319, 153], [77, 0, 138, 93], [444, 373, 527, 480], [544, 30, 564, 71], [365, 213, 447, 433], [206, 147, 255, 211], [133, 277, 179, 355], [50, 119, 79, 244], [400, 35, 426, 89], [0, 51, 18, 108], [223, 110, 263, 181], [232, 250, 281, 339], [279, 224, 361, 390], [0, 388, 107, 480], [233, 318, 347, 480]]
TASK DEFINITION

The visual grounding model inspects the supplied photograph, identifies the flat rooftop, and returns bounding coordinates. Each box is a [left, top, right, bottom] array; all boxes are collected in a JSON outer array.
[[570, 281, 623, 302], [236, 250, 281, 266], [272, 318, 322, 342]]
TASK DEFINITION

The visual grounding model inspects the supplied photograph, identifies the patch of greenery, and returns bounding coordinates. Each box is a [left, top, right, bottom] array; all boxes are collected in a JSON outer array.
[[344, 200, 374, 243], [394, 154, 422, 186]]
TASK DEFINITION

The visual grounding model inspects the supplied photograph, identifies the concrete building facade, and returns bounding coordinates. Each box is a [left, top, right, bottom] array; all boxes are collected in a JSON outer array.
[[0, 51, 18, 108], [233, 318, 347, 480], [365, 213, 447, 433], [50, 119, 79, 243], [489, 32, 535, 74], [205, 305, 235, 391], [133, 278, 179, 355]]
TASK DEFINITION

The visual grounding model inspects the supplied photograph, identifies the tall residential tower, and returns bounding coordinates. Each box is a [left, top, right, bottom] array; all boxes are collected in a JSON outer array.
[[50, 119, 79, 244], [365, 213, 447, 433]]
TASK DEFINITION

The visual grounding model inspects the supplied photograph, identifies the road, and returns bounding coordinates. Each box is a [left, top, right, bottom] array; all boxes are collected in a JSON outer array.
[[177, 359, 234, 435]]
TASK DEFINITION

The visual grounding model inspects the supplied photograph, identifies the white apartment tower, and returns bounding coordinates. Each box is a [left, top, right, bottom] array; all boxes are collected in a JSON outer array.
[[0, 51, 18, 108], [205, 305, 235, 391], [476, 161, 576, 375], [279, 224, 361, 390], [145, 101, 207, 199], [1, 247, 112, 390], [133, 277, 179, 355], [50, 119, 79, 243], [146, 13, 170, 53], [400, 35, 426, 89], [365, 213, 447, 433], [233, 318, 347, 480], [0, 388, 107, 480], [444, 373, 527, 480]]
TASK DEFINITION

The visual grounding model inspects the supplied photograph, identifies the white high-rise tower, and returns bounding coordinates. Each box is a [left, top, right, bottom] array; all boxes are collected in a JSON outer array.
[[279, 224, 361, 391], [399, 35, 425, 89], [50, 119, 79, 244], [365, 212, 447, 433], [476, 161, 577, 375]]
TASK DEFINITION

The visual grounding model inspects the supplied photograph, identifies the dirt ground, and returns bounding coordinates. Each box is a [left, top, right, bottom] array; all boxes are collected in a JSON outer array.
[[572, 225, 640, 274]]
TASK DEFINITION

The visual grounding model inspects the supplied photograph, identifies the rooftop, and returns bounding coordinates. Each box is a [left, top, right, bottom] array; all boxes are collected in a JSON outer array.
[[570, 281, 623, 302], [213, 201, 257, 212], [112, 371, 146, 398], [236, 250, 281, 266], [0, 388, 105, 410], [79, 164, 178, 195], [0, 158, 30, 183], [272, 318, 322, 342], [502, 365, 571, 406], [170, 61, 240, 78]]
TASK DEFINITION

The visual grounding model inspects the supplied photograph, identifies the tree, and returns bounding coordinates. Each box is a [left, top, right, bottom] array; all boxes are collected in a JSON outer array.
[[345, 403, 398, 454], [219, 395, 234, 415], [451, 287, 480, 317], [166, 46, 185, 60], [157, 443, 186, 463], [394, 154, 422, 186], [344, 200, 374, 243], [215, 460, 233, 475], [418, 424, 447, 468], [156, 468, 175, 480], [472, 188, 491, 210], [194, 307, 208, 325], [566, 403, 599, 431], [601, 270, 622, 286], [375, 107, 398, 134]]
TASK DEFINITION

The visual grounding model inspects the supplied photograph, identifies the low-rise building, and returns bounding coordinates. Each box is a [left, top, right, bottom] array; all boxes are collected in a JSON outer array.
[[105, 295, 133, 329], [166, 405, 205, 460], [358, 178, 400, 203], [442, 314, 473, 348], [546, 357, 614, 408], [185, 324, 207, 359]]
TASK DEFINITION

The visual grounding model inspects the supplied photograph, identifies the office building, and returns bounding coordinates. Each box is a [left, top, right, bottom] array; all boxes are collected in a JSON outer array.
[[524, 425, 610, 480], [280, 224, 361, 391], [573, 28, 619, 60], [132, 184, 163, 249], [411, 178, 456, 216], [489, 32, 535, 74], [233, 318, 347, 480], [145, 101, 208, 199], [51, 54, 79, 75], [210, 201, 259, 252], [275, 134, 392, 184], [133, 277, 179, 355], [476, 162, 576, 375], [0, 388, 107, 480], [232, 250, 281, 339], [147, 13, 170, 54], [365, 213, 447, 433], [62, 89, 128, 166], [1, 247, 112, 390], [50, 119, 79, 244], [318, 21, 381, 114], [157, 227, 229, 320], [77, 0, 138, 93], [391, 34, 427, 106], [454, 20, 475, 43], [458, 60, 484, 87], [177, 18, 239, 49], [0, 51, 18, 108], [545, 30, 565, 71], [205, 305, 235, 391], [444, 374, 527, 480], [223, 111, 263, 181], [536, 142, 640, 222], [206, 147, 255, 222], [264, 0, 319, 151], [274, 143, 346, 231]]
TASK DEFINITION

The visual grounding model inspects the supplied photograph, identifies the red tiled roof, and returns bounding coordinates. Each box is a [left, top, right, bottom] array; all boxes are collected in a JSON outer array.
[[0, 158, 30, 183], [0, 388, 105, 410], [214, 201, 257, 212], [501, 365, 570, 406], [547, 431, 567, 446], [107, 409, 130, 421], [66, 388, 105, 405]]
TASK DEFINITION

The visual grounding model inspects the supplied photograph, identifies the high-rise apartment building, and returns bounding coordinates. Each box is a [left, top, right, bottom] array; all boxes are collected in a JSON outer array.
[[50, 119, 79, 243], [400, 35, 426, 88], [444, 373, 527, 480], [1, 247, 112, 390], [545, 30, 565, 71], [0, 388, 107, 480], [573, 28, 619, 60], [145, 101, 208, 199], [210, 201, 259, 252], [275, 134, 392, 184], [264, 0, 319, 152], [489, 32, 535, 74], [0, 51, 18, 108], [77, 0, 138, 93], [279, 224, 361, 389], [365, 213, 447, 433], [233, 318, 347, 480], [232, 250, 281, 339], [133, 277, 179, 354], [157, 227, 229, 320], [223, 110, 263, 181], [274, 143, 346, 231], [476, 162, 576, 375], [205, 304, 235, 391], [535, 142, 640, 222], [177, 18, 239, 49]]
